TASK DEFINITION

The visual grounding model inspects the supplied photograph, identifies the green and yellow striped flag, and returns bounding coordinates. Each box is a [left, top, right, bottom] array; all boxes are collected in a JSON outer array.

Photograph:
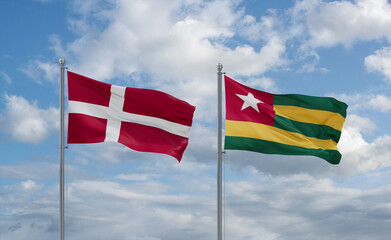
[[224, 76, 348, 164]]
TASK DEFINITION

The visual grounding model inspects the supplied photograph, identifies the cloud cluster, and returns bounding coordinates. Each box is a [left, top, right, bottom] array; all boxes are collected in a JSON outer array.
[[0, 161, 77, 181], [293, 0, 391, 48], [365, 46, 391, 83], [58, 0, 286, 93], [290, 0, 391, 80], [2, 168, 391, 240], [335, 93, 391, 114], [0, 94, 59, 144], [338, 114, 391, 175], [19, 60, 58, 84], [3, 180, 43, 196], [225, 174, 391, 240]]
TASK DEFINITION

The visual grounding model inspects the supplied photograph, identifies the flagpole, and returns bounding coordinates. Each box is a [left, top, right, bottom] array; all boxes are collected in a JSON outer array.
[[59, 58, 65, 240], [217, 63, 223, 240]]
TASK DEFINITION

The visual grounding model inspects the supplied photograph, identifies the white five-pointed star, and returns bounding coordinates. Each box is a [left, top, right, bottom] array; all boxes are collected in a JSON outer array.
[[236, 92, 263, 112]]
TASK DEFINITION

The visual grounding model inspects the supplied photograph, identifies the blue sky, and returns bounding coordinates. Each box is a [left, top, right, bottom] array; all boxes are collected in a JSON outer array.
[[1, 0, 391, 239]]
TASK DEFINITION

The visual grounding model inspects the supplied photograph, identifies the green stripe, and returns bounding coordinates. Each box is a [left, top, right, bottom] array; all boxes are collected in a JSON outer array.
[[224, 136, 341, 164], [274, 115, 342, 142], [273, 94, 348, 118]]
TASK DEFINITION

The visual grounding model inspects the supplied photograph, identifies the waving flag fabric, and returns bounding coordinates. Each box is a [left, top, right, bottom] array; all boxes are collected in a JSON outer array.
[[224, 76, 347, 164], [67, 71, 195, 162]]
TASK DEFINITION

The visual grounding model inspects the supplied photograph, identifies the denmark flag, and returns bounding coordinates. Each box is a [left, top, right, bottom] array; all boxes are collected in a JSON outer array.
[[67, 71, 196, 162]]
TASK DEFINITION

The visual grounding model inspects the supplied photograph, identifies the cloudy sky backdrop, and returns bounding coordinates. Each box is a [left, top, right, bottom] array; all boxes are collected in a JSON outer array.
[[1, 0, 391, 239]]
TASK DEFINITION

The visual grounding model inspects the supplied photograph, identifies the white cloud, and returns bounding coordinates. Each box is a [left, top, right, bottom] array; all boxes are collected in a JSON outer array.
[[0, 162, 60, 180], [115, 173, 157, 181], [344, 114, 376, 134], [49, 35, 69, 60], [0, 70, 12, 83], [245, 76, 278, 92], [0, 94, 59, 144], [224, 174, 391, 240], [296, 61, 329, 73], [19, 60, 58, 83], [2, 168, 391, 240], [58, 0, 285, 89], [237, 10, 283, 43], [289, 1, 391, 81], [337, 114, 391, 175], [365, 46, 391, 83], [368, 94, 391, 113], [295, 0, 391, 48], [4, 180, 43, 196], [334, 93, 391, 114], [221, 36, 286, 76]]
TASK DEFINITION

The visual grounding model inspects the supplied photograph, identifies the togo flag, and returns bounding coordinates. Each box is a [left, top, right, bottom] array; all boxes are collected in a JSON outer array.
[[224, 76, 348, 164]]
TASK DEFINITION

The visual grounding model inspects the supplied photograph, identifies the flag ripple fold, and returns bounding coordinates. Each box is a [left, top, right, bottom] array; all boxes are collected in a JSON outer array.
[[224, 76, 348, 164], [67, 71, 195, 162]]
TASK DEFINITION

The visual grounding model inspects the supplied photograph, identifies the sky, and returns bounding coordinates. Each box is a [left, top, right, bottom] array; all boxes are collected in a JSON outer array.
[[1, 0, 391, 239]]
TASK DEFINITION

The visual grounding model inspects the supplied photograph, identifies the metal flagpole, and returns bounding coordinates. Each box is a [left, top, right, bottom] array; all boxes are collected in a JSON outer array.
[[59, 58, 65, 240], [217, 63, 223, 240]]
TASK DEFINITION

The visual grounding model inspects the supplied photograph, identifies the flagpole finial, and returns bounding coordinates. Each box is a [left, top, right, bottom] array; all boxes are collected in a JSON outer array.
[[217, 63, 223, 72], [59, 58, 65, 65]]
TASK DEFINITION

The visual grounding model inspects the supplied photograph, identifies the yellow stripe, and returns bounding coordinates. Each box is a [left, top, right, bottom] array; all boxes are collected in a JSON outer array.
[[274, 105, 346, 131], [225, 120, 338, 151]]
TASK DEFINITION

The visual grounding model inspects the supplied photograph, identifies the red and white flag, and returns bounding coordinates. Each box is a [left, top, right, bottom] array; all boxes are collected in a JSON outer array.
[[67, 71, 196, 162]]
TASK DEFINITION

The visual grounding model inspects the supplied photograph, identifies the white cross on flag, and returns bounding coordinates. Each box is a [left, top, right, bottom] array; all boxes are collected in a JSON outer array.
[[67, 71, 196, 162]]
